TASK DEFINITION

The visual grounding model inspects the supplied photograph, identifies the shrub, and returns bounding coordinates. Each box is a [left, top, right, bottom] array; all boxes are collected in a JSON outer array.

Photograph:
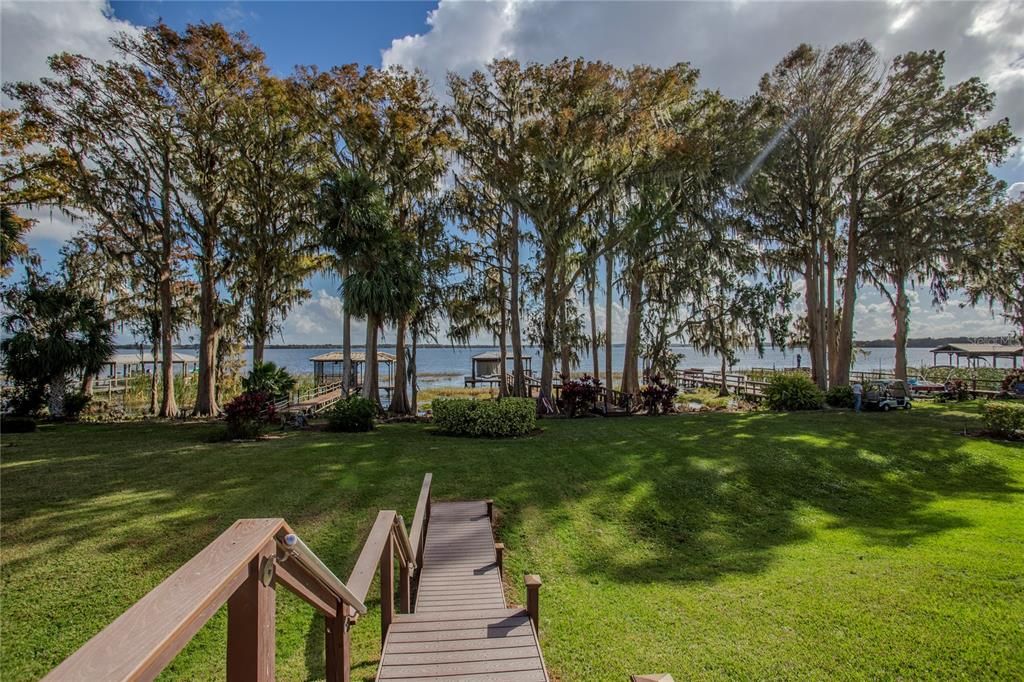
[[640, 374, 678, 415], [62, 391, 91, 421], [432, 397, 536, 437], [825, 385, 854, 408], [1001, 369, 1024, 396], [938, 379, 971, 402], [982, 401, 1024, 438], [223, 390, 276, 439], [242, 361, 296, 400], [2, 415, 37, 433], [327, 395, 377, 432], [560, 373, 601, 417], [763, 373, 824, 411]]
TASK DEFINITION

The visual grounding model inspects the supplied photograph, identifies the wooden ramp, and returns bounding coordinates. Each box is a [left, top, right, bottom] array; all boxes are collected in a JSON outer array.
[[377, 500, 548, 681]]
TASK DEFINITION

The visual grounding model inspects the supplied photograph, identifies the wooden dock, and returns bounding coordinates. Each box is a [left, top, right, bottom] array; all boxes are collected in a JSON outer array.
[[377, 500, 548, 681], [676, 369, 768, 401]]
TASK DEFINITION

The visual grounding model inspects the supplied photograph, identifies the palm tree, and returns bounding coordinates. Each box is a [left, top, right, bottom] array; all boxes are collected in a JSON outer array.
[[344, 233, 421, 408], [318, 169, 391, 397], [1, 274, 115, 417], [319, 170, 420, 407]]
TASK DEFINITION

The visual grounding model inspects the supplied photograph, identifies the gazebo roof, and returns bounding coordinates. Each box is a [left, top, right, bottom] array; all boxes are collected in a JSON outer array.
[[471, 351, 532, 361], [930, 343, 1023, 357], [110, 351, 198, 364], [309, 351, 396, 363]]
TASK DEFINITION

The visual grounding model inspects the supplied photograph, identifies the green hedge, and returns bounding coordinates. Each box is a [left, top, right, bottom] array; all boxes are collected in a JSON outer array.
[[327, 395, 377, 432], [982, 401, 1024, 438], [432, 397, 536, 437], [825, 385, 854, 408], [763, 373, 824, 411]]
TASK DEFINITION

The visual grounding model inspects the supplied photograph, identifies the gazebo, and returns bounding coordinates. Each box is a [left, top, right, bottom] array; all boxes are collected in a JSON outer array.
[[309, 351, 396, 388], [467, 351, 533, 384], [929, 343, 1022, 368], [102, 351, 199, 379]]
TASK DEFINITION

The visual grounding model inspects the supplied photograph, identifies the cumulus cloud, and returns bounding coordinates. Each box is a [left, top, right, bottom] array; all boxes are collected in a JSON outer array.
[[384, 0, 1024, 181], [1, 1, 139, 104]]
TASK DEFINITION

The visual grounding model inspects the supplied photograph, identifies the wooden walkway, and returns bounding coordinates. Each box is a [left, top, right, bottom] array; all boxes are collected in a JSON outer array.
[[377, 500, 548, 681]]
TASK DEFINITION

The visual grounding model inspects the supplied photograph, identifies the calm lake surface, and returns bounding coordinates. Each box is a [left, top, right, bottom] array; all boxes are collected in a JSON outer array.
[[242, 345, 939, 387]]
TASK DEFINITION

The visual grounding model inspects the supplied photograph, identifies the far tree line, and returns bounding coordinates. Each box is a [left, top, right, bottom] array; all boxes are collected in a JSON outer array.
[[1, 22, 1020, 417]]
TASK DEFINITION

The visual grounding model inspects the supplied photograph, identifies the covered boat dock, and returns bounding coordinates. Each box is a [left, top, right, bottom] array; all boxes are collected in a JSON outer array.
[[929, 343, 1022, 368]]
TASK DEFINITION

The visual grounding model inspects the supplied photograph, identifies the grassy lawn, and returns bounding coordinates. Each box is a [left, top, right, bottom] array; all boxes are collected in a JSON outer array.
[[2, 402, 1022, 680]]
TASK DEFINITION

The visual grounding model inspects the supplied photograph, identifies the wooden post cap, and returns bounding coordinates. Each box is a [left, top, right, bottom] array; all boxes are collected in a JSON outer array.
[[524, 574, 542, 588], [494, 542, 504, 550], [631, 675, 674, 682]]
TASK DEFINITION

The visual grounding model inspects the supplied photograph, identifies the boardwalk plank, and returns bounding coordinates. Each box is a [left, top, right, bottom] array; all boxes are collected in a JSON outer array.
[[376, 500, 547, 682]]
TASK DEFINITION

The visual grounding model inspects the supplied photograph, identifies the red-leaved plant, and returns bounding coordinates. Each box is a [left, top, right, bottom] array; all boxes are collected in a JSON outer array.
[[640, 374, 678, 415], [223, 390, 276, 439], [559, 373, 601, 417]]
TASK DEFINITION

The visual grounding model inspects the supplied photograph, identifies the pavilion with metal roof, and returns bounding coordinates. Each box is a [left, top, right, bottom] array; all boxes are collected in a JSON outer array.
[[929, 343, 1022, 368], [309, 351, 396, 387]]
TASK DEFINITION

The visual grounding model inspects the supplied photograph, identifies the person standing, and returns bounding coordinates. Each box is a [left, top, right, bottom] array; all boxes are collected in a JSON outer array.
[[852, 381, 863, 412]]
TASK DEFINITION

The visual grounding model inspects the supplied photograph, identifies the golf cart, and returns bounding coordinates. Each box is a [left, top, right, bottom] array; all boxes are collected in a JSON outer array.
[[863, 379, 912, 411]]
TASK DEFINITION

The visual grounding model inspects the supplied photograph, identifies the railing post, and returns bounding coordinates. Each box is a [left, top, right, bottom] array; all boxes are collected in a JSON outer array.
[[380, 533, 394, 646], [227, 540, 276, 682], [495, 543, 504, 575], [486, 499, 494, 523], [399, 560, 412, 613], [525, 574, 542, 633], [325, 602, 353, 682]]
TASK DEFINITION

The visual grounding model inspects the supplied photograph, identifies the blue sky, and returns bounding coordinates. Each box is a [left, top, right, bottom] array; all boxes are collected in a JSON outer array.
[[110, 1, 436, 74], [3, 1, 1021, 345]]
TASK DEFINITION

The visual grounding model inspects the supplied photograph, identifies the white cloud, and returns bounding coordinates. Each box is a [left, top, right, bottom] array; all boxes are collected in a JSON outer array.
[[1, 1, 140, 105], [383, 1, 1024, 180]]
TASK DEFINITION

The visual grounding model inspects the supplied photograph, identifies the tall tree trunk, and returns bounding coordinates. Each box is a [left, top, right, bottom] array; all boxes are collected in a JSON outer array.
[[362, 312, 380, 407], [558, 299, 571, 379], [149, 317, 159, 415], [539, 255, 558, 397], [48, 374, 67, 418], [82, 373, 95, 397], [605, 250, 614, 410], [498, 230, 509, 398], [835, 204, 860, 386], [390, 315, 411, 414], [508, 207, 526, 397], [158, 267, 178, 418], [410, 326, 419, 412], [194, 249, 220, 416], [804, 253, 827, 391], [158, 164, 178, 418], [588, 265, 599, 378], [341, 264, 352, 395], [893, 273, 910, 381], [719, 353, 729, 397], [620, 264, 643, 395], [252, 333, 266, 366], [816, 250, 829, 390], [826, 240, 837, 384]]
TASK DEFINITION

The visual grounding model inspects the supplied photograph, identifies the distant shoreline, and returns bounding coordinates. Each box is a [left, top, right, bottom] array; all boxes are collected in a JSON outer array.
[[112, 336, 1002, 351]]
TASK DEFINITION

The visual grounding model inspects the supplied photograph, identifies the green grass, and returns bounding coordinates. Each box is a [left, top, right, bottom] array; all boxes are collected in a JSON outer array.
[[2, 403, 1022, 680]]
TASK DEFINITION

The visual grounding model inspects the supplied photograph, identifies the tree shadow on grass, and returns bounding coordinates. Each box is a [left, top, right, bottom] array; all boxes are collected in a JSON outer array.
[[1, 407, 1020, 679], [496, 409, 1021, 587]]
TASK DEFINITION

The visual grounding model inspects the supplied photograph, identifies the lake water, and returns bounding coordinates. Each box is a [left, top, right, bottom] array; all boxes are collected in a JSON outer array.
[[242, 345, 940, 387]]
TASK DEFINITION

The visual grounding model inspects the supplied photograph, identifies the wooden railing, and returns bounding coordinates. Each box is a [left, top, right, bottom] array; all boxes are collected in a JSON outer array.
[[43, 474, 433, 682], [676, 369, 768, 399]]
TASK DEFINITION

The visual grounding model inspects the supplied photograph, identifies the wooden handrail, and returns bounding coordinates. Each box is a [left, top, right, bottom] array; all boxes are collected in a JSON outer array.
[[43, 518, 286, 681], [409, 473, 432, 567], [43, 474, 436, 682]]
